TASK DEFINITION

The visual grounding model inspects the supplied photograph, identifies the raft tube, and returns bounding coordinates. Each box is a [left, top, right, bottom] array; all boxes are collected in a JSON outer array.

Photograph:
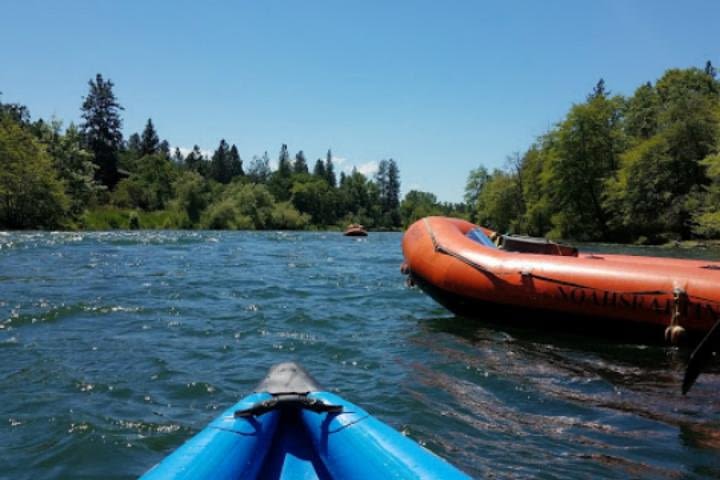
[[141, 362, 470, 479], [402, 216, 720, 342]]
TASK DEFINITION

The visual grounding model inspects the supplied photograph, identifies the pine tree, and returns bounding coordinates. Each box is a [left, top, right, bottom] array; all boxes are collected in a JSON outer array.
[[293, 150, 309, 174], [140, 118, 159, 156], [159, 139, 170, 157], [127, 133, 141, 153], [210, 139, 231, 183], [172, 147, 184, 164], [247, 152, 271, 183], [277, 144, 292, 176], [705, 60, 717, 79], [589, 78, 607, 100], [229, 144, 244, 179], [313, 158, 326, 179], [325, 149, 336, 187], [184, 145, 204, 173], [80, 73, 124, 188], [269, 144, 293, 200]]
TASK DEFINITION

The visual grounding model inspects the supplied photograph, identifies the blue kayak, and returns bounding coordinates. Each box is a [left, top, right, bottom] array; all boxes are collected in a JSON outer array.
[[141, 362, 471, 479]]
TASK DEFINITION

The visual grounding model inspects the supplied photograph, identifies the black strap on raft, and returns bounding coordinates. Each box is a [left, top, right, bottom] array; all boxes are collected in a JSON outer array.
[[234, 393, 343, 418], [682, 316, 720, 395]]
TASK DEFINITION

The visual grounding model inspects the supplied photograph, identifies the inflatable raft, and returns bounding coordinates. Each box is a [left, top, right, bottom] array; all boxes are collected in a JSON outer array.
[[141, 362, 470, 479], [344, 224, 368, 237], [402, 216, 720, 344]]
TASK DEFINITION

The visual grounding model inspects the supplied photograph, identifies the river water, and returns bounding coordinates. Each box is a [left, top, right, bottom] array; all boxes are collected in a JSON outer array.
[[1, 231, 719, 479]]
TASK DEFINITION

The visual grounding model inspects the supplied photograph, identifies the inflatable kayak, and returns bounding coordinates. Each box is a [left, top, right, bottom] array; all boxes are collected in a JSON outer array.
[[141, 362, 470, 479], [401, 216, 720, 344]]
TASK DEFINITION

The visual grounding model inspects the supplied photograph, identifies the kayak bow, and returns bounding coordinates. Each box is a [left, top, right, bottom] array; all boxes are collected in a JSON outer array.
[[141, 362, 470, 479]]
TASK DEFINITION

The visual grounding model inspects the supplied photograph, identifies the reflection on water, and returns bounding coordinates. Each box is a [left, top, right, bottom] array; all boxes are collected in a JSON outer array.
[[0, 231, 719, 479]]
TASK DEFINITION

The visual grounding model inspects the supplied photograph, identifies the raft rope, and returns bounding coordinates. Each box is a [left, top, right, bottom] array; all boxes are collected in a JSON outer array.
[[421, 218, 720, 308]]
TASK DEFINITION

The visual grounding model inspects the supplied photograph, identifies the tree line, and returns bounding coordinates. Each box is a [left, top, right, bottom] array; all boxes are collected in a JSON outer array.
[[464, 62, 720, 243], [1, 74, 467, 231]]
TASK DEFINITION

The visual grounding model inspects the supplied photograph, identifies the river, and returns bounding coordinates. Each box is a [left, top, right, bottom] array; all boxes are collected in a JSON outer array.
[[1, 231, 719, 478]]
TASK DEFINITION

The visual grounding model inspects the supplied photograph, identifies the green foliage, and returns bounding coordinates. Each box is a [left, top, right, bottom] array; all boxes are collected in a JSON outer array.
[[36, 121, 102, 217], [268, 144, 293, 201], [400, 190, 443, 227], [476, 170, 524, 233], [550, 88, 625, 239], [0, 116, 68, 229], [247, 152, 271, 184], [81, 206, 183, 229], [270, 201, 311, 230], [291, 177, 337, 226], [171, 171, 210, 225], [692, 154, 720, 237], [465, 63, 720, 243], [202, 183, 276, 230], [113, 154, 176, 210]]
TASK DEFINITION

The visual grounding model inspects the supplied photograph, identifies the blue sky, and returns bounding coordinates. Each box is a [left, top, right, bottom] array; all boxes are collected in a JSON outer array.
[[1, 1, 718, 202]]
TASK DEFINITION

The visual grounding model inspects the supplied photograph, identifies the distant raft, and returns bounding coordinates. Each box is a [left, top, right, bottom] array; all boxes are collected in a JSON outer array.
[[140, 362, 470, 480], [343, 223, 368, 237], [401, 216, 720, 344]]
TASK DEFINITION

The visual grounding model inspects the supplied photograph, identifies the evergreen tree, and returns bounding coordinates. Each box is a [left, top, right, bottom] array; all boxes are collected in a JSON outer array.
[[269, 144, 293, 200], [589, 78, 607, 100], [209, 139, 231, 183], [313, 158, 326, 179], [159, 139, 170, 157], [80, 73, 124, 188], [375, 159, 401, 227], [277, 144, 292, 176], [172, 147, 184, 164], [247, 152, 271, 183], [140, 118, 159, 156], [229, 144, 244, 179], [0, 93, 30, 124], [293, 150, 309, 174], [705, 60, 717, 79], [184, 145, 205, 174], [325, 149, 337, 187], [127, 133, 141, 153]]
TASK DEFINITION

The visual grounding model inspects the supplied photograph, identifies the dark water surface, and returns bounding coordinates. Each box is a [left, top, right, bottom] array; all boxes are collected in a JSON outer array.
[[1, 231, 720, 479]]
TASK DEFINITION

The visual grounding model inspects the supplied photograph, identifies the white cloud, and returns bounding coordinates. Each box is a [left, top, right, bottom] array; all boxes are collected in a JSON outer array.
[[331, 155, 347, 167], [356, 161, 378, 176], [176, 146, 213, 159]]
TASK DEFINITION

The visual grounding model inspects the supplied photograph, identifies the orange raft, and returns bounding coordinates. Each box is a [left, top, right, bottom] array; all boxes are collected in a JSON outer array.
[[344, 224, 368, 237], [401, 216, 720, 343]]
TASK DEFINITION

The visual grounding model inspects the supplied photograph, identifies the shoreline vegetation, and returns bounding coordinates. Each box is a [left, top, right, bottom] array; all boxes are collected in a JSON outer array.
[[0, 74, 467, 233], [1, 62, 719, 244]]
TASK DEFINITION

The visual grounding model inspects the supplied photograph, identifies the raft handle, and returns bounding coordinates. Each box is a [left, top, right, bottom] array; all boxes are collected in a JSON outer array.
[[234, 393, 343, 418], [665, 288, 688, 345]]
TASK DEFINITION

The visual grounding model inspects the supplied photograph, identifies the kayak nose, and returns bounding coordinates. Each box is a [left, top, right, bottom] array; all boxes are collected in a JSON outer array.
[[255, 361, 321, 395]]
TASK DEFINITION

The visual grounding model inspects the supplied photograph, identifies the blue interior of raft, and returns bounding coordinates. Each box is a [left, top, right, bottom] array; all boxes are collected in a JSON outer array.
[[466, 228, 496, 248]]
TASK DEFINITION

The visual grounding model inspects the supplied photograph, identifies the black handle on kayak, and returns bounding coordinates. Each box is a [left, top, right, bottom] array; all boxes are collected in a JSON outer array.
[[682, 316, 720, 395], [234, 393, 343, 418]]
